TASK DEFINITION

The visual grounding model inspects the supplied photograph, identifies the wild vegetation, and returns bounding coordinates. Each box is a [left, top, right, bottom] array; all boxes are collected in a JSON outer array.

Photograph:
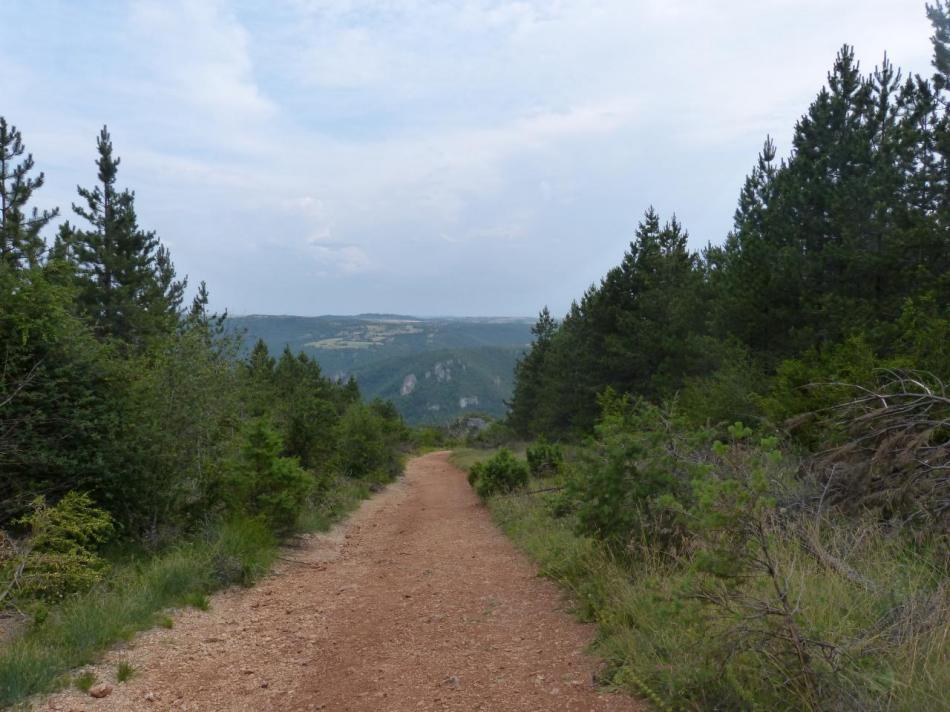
[[0, 120, 407, 706], [482, 5, 950, 710]]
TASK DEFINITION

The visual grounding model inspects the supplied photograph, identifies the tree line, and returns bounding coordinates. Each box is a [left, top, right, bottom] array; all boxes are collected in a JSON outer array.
[[1, 119, 406, 591], [509, 14, 950, 439]]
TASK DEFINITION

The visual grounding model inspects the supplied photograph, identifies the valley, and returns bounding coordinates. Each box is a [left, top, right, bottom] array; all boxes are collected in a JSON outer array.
[[228, 314, 533, 423]]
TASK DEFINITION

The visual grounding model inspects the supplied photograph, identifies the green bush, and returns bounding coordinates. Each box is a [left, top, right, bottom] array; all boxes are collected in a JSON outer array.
[[468, 449, 529, 497], [228, 419, 313, 533], [565, 394, 703, 552], [2, 493, 114, 603], [467, 420, 517, 448], [0, 515, 279, 707], [525, 438, 564, 477], [334, 401, 405, 482]]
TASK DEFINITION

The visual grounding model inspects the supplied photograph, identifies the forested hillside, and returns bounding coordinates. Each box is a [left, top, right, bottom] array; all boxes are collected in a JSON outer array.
[[228, 314, 532, 423], [486, 6, 950, 710], [0, 121, 406, 705]]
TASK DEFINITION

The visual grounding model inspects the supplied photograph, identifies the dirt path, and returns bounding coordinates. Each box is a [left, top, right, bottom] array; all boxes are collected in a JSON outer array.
[[38, 452, 640, 712]]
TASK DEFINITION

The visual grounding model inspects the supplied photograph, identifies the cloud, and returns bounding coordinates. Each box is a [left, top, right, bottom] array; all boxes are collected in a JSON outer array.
[[0, 0, 936, 316], [309, 243, 372, 275], [127, 0, 277, 127]]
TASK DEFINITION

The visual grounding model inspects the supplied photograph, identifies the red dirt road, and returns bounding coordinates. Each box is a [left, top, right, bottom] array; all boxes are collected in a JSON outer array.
[[38, 451, 640, 711]]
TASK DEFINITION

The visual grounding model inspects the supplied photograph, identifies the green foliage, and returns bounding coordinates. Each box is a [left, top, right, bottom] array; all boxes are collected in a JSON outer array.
[[0, 117, 59, 269], [466, 419, 517, 448], [3, 493, 114, 603], [408, 425, 455, 451], [116, 660, 134, 683], [0, 115, 409, 709], [0, 520, 260, 706], [488, 405, 950, 711], [525, 437, 563, 477], [507, 27, 950, 442], [228, 419, 314, 534], [183, 591, 210, 611], [334, 400, 405, 481], [66, 125, 184, 345], [468, 448, 529, 497], [73, 670, 96, 692], [209, 516, 276, 587], [564, 395, 704, 552], [677, 339, 767, 431], [0, 262, 119, 525]]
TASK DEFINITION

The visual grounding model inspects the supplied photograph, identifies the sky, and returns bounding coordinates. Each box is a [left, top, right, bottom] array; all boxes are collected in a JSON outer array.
[[0, 0, 936, 317]]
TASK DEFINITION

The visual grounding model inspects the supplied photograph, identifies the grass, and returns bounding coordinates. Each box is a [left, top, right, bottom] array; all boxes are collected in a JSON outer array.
[[480, 466, 950, 711], [182, 592, 210, 611], [0, 473, 382, 709], [116, 661, 134, 683], [72, 670, 95, 692], [297, 476, 372, 533]]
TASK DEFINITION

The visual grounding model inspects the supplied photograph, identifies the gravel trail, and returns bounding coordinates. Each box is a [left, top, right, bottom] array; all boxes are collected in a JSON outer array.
[[37, 451, 640, 712]]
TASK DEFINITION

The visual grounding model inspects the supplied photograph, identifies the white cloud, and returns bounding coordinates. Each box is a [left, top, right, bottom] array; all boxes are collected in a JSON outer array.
[[0, 0, 936, 314], [128, 0, 277, 124], [309, 243, 372, 275]]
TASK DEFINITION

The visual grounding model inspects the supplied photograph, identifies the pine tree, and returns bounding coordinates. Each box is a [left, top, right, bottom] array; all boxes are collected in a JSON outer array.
[[68, 126, 183, 343], [925, 2, 950, 303], [0, 117, 59, 269], [508, 307, 559, 436]]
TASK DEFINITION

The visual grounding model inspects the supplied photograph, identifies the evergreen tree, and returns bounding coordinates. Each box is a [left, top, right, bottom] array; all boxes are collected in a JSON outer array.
[[508, 307, 559, 436], [0, 117, 59, 269], [67, 126, 184, 344]]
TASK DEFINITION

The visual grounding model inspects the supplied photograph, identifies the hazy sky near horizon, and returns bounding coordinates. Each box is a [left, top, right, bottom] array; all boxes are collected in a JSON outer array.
[[0, 0, 935, 316]]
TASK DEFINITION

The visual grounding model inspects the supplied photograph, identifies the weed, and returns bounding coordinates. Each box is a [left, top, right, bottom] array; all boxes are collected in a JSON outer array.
[[182, 592, 209, 611], [73, 670, 95, 692], [116, 661, 134, 683]]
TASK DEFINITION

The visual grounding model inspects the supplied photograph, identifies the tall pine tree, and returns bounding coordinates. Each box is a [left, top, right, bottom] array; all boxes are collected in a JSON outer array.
[[0, 117, 59, 269], [66, 126, 184, 344]]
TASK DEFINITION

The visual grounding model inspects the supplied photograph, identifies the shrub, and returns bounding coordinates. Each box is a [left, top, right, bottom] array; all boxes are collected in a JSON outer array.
[[566, 395, 703, 552], [468, 449, 528, 497], [467, 420, 517, 448], [526, 438, 564, 477], [228, 419, 313, 533], [335, 401, 404, 481], [1, 492, 113, 603], [467, 462, 482, 486]]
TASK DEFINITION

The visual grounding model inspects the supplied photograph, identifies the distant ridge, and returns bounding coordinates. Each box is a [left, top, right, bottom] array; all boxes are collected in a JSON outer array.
[[227, 314, 534, 424]]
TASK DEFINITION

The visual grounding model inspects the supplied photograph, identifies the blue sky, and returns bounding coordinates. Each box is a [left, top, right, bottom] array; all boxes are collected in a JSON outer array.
[[0, 0, 935, 316]]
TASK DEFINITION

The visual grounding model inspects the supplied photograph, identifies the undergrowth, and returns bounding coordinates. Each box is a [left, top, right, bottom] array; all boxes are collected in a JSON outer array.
[[482, 468, 949, 711], [0, 476, 380, 708]]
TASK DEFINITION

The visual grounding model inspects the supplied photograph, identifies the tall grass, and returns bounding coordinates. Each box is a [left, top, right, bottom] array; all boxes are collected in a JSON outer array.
[[486, 475, 950, 711], [297, 476, 372, 533]]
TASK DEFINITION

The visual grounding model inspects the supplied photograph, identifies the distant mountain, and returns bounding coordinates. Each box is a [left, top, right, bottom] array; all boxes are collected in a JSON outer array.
[[227, 315, 533, 424]]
